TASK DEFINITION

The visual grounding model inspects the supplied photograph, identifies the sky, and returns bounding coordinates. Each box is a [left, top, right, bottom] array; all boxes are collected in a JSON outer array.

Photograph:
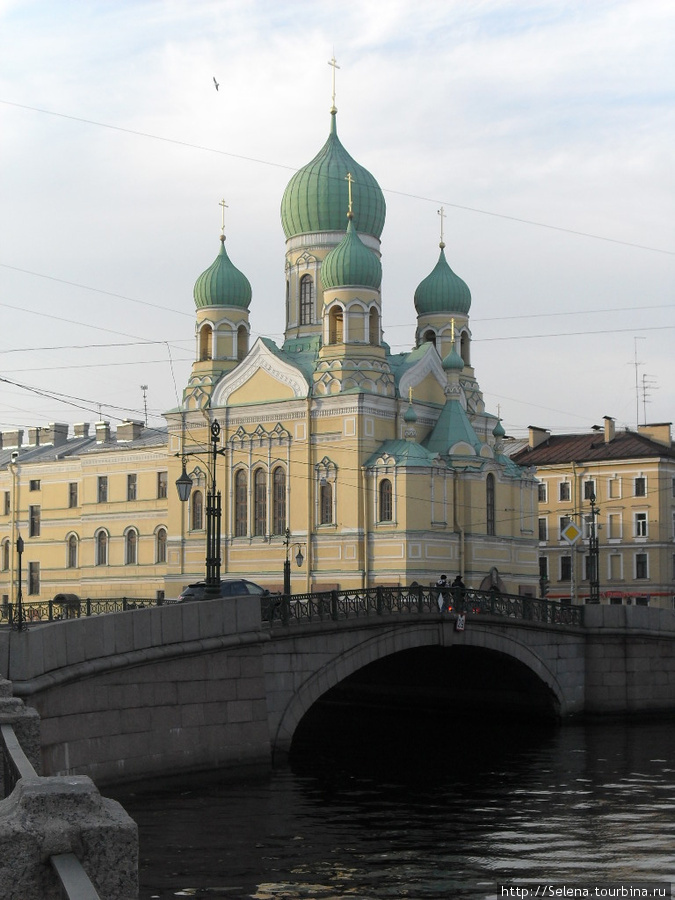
[[1, 0, 673, 439]]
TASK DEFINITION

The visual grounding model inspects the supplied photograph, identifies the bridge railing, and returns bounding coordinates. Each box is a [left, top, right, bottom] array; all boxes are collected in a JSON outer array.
[[261, 585, 584, 628], [0, 595, 166, 627]]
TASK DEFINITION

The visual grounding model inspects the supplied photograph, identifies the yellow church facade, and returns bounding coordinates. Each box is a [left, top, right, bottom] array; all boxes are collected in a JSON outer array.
[[0, 100, 540, 604]]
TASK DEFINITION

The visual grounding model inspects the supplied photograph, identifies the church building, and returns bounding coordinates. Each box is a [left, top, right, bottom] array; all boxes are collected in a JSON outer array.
[[165, 96, 540, 596]]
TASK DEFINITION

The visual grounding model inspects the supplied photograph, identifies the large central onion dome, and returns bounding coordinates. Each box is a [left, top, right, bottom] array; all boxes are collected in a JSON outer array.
[[193, 236, 252, 309], [322, 219, 382, 290], [414, 244, 471, 316], [281, 110, 386, 241]]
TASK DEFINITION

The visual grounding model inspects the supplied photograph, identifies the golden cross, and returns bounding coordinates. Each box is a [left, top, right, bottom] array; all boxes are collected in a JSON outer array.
[[219, 198, 228, 235], [345, 172, 354, 218], [438, 206, 445, 246], [408, 386, 413, 404], [451, 317, 455, 343], [328, 55, 340, 110]]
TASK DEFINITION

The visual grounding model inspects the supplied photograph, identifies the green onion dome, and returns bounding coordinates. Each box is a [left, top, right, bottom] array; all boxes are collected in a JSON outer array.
[[403, 403, 418, 423], [492, 419, 506, 438], [322, 219, 382, 290], [193, 236, 252, 310], [281, 111, 386, 241], [414, 245, 471, 316], [442, 347, 464, 371]]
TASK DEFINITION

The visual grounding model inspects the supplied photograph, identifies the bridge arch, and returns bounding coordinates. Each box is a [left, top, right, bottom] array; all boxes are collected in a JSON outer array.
[[271, 622, 568, 760]]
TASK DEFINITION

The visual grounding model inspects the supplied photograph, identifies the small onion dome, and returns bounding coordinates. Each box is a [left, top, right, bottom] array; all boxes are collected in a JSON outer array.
[[403, 403, 418, 424], [414, 245, 471, 316], [442, 347, 464, 371], [281, 111, 386, 241], [321, 219, 382, 290], [193, 236, 252, 310], [492, 419, 506, 438]]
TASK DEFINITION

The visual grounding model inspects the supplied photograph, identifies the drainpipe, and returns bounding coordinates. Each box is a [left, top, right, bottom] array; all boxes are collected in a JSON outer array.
[[453, 469, 465, 579], [306, 396, 312, 593], [362, 465, 369, 589]]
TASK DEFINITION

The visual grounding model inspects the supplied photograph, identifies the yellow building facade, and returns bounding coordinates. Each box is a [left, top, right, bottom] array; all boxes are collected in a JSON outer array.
[[0, 101, 540, 603]]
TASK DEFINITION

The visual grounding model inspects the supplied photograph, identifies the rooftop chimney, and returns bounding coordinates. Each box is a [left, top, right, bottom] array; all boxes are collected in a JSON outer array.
[[95, 421, 111, 444], [73, 423, 90, 438], [27, 427, 41, 447], [117, 420, 144, 442], [1, 429, 23, 450], [528, 426, 550, 449], [603, 416, 616, 444], [638, 422, 672, 447], [42, 423, 69, 447]]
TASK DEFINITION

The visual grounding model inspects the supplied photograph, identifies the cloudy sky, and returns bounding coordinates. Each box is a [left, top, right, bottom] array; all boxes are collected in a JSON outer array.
[[1, 0, 673, 439]]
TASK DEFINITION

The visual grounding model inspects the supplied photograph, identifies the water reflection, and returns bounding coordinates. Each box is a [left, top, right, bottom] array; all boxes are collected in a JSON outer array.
[[110, 718, 675, 900]]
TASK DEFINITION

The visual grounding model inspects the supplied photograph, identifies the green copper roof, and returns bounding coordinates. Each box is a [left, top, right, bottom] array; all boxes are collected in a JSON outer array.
[[424, 397, 482, 456], [365, 439, 439, 468], [322, 219, 382, 290], [442, 347, 464, 371], [194, 237, 252, 310], [280, 111, 386, 240], [403, 403, 418, 423], [414, 246, 471, 316]]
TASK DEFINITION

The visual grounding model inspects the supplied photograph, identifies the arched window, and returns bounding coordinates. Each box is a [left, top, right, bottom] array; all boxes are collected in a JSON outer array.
[[96, 530, 108, 566], [300, 275, 314, 325], [423, 329, 436, 346], [235, 470, 247, 537], [125, 529, 138, 565], [156, 527, 167, 564], [67, 534, 78, 569], [272, 466, 286, 535], [192, 490, 203, 530], [486, 473, 495, 536], [237, 325, 248, 361], [379, 479, 393, 522], [199, 324, 212, 361], [1, 539, 9, 572], [369, 308, 379, 345], [320, 481, 333, 525], [460, 331, 470, 366], [254, 469, 267, 537], [329, 306, 344, 344]]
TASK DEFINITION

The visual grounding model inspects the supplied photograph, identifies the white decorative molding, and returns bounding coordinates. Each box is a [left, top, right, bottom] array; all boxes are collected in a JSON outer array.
[[399, 345, 446, 398], [211, 338, 309, 406]]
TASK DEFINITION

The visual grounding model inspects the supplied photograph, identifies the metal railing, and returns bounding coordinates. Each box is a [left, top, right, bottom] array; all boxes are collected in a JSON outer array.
[[261, 585, 584, 628], [0, 595, 171, 627], [0, 723, 102, 899]]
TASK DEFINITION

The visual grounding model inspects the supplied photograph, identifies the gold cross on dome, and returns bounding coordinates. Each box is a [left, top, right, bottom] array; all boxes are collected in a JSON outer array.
[[328, 55, 340, 110], [451, 317, 455, 343], [219, 198, 228, 236], [346, 172, 354, 217], [438, 206, 446, 246]]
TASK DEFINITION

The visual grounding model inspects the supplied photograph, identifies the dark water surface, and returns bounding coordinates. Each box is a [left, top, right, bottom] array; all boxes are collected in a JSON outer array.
[[110, 717, 675, 900]]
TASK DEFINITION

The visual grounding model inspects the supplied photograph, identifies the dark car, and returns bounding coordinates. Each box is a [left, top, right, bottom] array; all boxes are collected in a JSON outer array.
[[177, 579, 270, 603]]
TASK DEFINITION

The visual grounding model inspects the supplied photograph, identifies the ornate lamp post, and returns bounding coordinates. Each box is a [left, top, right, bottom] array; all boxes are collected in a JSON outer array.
[[588, 491, 600, 604], [176, 421, 226, 596], [14, 534, 26, 631], [282, 528, 305, 596]]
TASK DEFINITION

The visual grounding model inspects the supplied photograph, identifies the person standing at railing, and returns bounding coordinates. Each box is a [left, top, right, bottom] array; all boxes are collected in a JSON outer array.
[[451, 574, 465, 610], [435, 574, 449, 612]]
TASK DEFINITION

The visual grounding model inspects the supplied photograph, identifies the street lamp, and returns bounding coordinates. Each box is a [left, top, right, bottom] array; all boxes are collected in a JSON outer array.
[[588, 491, 600, 604], [176, 421, 226, 596], [14, 534, 26, 632], [282, 528, 305, 596]]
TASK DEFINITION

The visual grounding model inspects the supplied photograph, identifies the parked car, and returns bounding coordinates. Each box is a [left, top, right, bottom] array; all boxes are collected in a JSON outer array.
[[177, 579, 270, 603]]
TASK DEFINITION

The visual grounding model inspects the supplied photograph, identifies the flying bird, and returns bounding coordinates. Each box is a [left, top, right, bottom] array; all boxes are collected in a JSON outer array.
[[213, 77, 219, 91]]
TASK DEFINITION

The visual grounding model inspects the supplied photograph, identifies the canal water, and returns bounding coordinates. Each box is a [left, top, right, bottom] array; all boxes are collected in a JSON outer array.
[[110, 714, 675, 900]]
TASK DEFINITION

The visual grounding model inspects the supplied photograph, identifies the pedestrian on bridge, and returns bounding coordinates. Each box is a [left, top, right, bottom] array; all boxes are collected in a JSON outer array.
[[436, 574, 449, 612]]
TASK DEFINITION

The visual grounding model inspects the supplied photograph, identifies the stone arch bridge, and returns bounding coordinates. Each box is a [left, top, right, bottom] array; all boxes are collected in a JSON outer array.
[[1, 587, 674, 785]]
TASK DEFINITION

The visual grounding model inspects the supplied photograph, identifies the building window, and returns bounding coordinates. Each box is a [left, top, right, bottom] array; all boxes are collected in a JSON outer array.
[[369, 308, 379, 345], [560, 556, 572, 582], [29, 505, 40, 537], [539, 556, 548, 579], [3, 492, 9, 516], [127, 473, 137, 501], [254, 469, 266, 537], [29, 479, 40, 492], [96, 531, 108, 566], [157, 471, 168, 499], [634, 512, 648, 538], [328, 306, 344, 344], [486, 473, 495, 535], [583, 480, 595, 500], [320, 482, 333, 525], [537, 482, 547, 503], [1, 540, 9, 571], [28, 561, 40, 595], [538, 518, 548, 542], [635, 552, 648, 580], [199, 324, 212, 361], [379, 479, 393, 522], [156, 528, 167, 564], [67, 534, 78, 569], [634, 476, 646, 497], [609, 477, 621, 499], [235, 471, 247, 537], [559, 482, 571, 502], [272, 467, 286, 535], [68, 483, 78, 508], [237, 325, 248, 360], [191, 491, 203, 530], [125, 529, 137, 565], [299, 275, 314, 325], [608, 513, 622, 540], [559, 516, 572, 539], [609, 554, 622, 581], [98, 476, 108, 503]]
